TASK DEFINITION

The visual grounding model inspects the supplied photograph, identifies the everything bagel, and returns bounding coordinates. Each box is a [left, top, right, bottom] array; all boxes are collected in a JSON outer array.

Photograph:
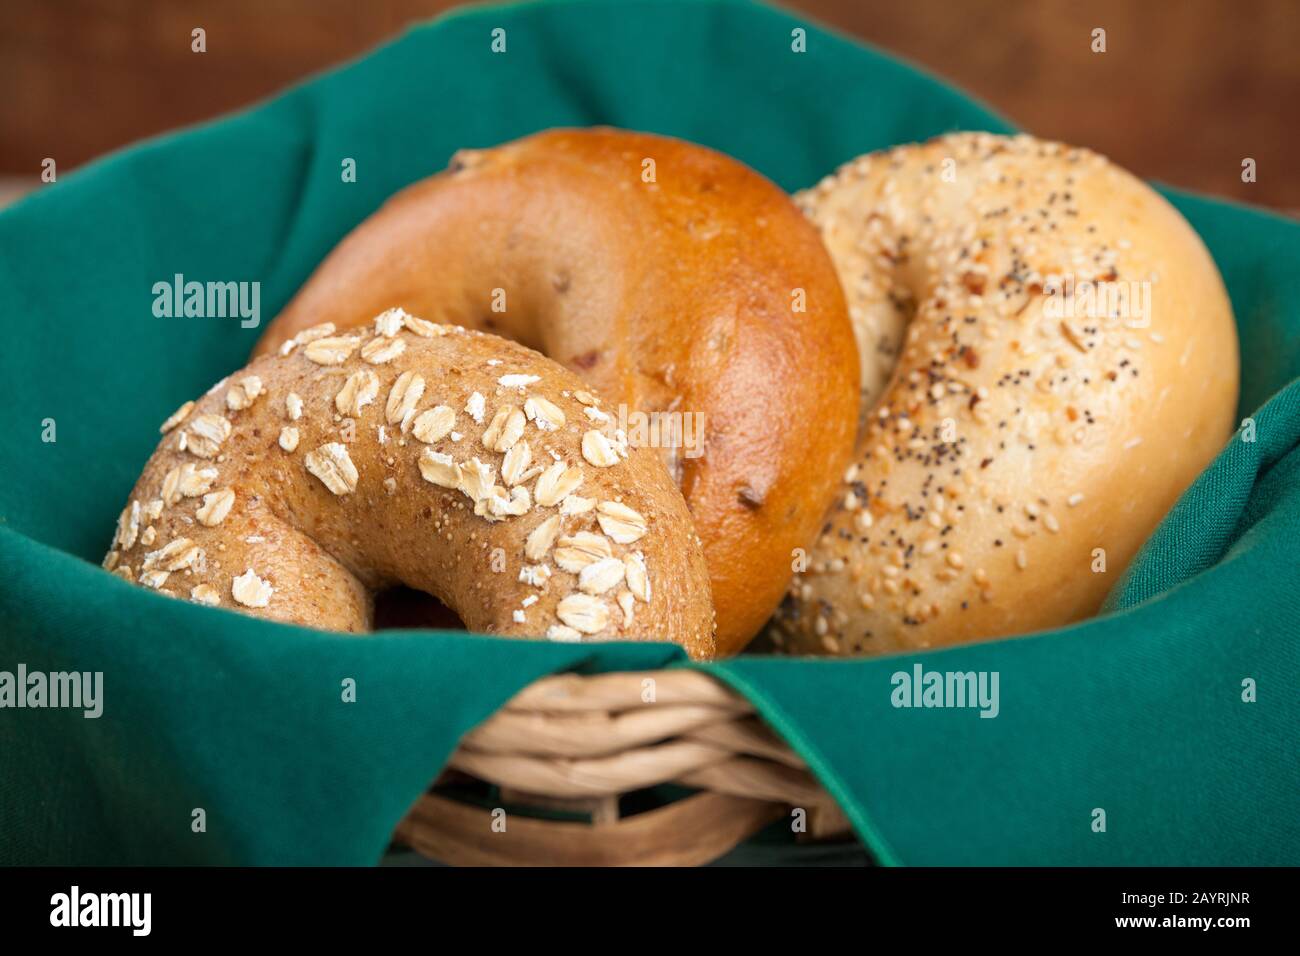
[[776, 132, 1239, 655], [254, 128, 860, 655], [104, 310, 716, 659]]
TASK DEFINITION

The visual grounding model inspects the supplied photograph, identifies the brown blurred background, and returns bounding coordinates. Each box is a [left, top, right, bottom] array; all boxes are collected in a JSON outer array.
[[1, 0, 1296, 211]]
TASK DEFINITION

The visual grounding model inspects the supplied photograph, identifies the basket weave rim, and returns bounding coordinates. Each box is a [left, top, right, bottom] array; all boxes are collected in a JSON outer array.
[[447, 668, 834, 807], [397, 668, 851, 865]]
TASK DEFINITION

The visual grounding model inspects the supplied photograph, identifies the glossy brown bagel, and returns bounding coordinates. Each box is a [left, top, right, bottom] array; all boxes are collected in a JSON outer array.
[[104, 311, 716, 659], [777, 132, 1239, 655], [254, 128, 860, 655]]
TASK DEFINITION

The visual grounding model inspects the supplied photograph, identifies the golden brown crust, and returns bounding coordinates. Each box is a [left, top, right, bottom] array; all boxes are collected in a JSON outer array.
[[253, 128, 859, 655], [104, 311, 716, 660], [778, 132, 1239, 655]]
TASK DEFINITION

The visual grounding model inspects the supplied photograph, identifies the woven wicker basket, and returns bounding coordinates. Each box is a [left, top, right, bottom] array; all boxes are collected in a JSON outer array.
[[392, 670, 851, 866]]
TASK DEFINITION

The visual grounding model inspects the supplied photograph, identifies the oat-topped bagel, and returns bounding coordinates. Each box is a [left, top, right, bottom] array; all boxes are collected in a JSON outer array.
[[103, 309, 715, 659], [253, 127, 859, 655], [776, 132, 1238, 655]]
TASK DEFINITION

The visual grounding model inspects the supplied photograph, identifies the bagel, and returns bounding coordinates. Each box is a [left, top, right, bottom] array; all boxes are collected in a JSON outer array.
[[253, 128, 860, 655], [103, 310, 716, 660], [775, 132, 1239, 655]]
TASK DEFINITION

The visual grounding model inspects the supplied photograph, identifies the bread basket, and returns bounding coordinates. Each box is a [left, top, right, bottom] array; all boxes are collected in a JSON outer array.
[[5, 0, 1296, 869], [392, 670, 851, 866]]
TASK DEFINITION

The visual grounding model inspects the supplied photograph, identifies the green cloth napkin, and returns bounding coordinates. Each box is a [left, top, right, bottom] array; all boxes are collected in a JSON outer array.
[[1, 0, 1296, 865]]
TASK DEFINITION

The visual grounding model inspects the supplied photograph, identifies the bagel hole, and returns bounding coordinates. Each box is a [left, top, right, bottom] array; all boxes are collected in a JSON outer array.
[[372, 586, 467, 632]]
